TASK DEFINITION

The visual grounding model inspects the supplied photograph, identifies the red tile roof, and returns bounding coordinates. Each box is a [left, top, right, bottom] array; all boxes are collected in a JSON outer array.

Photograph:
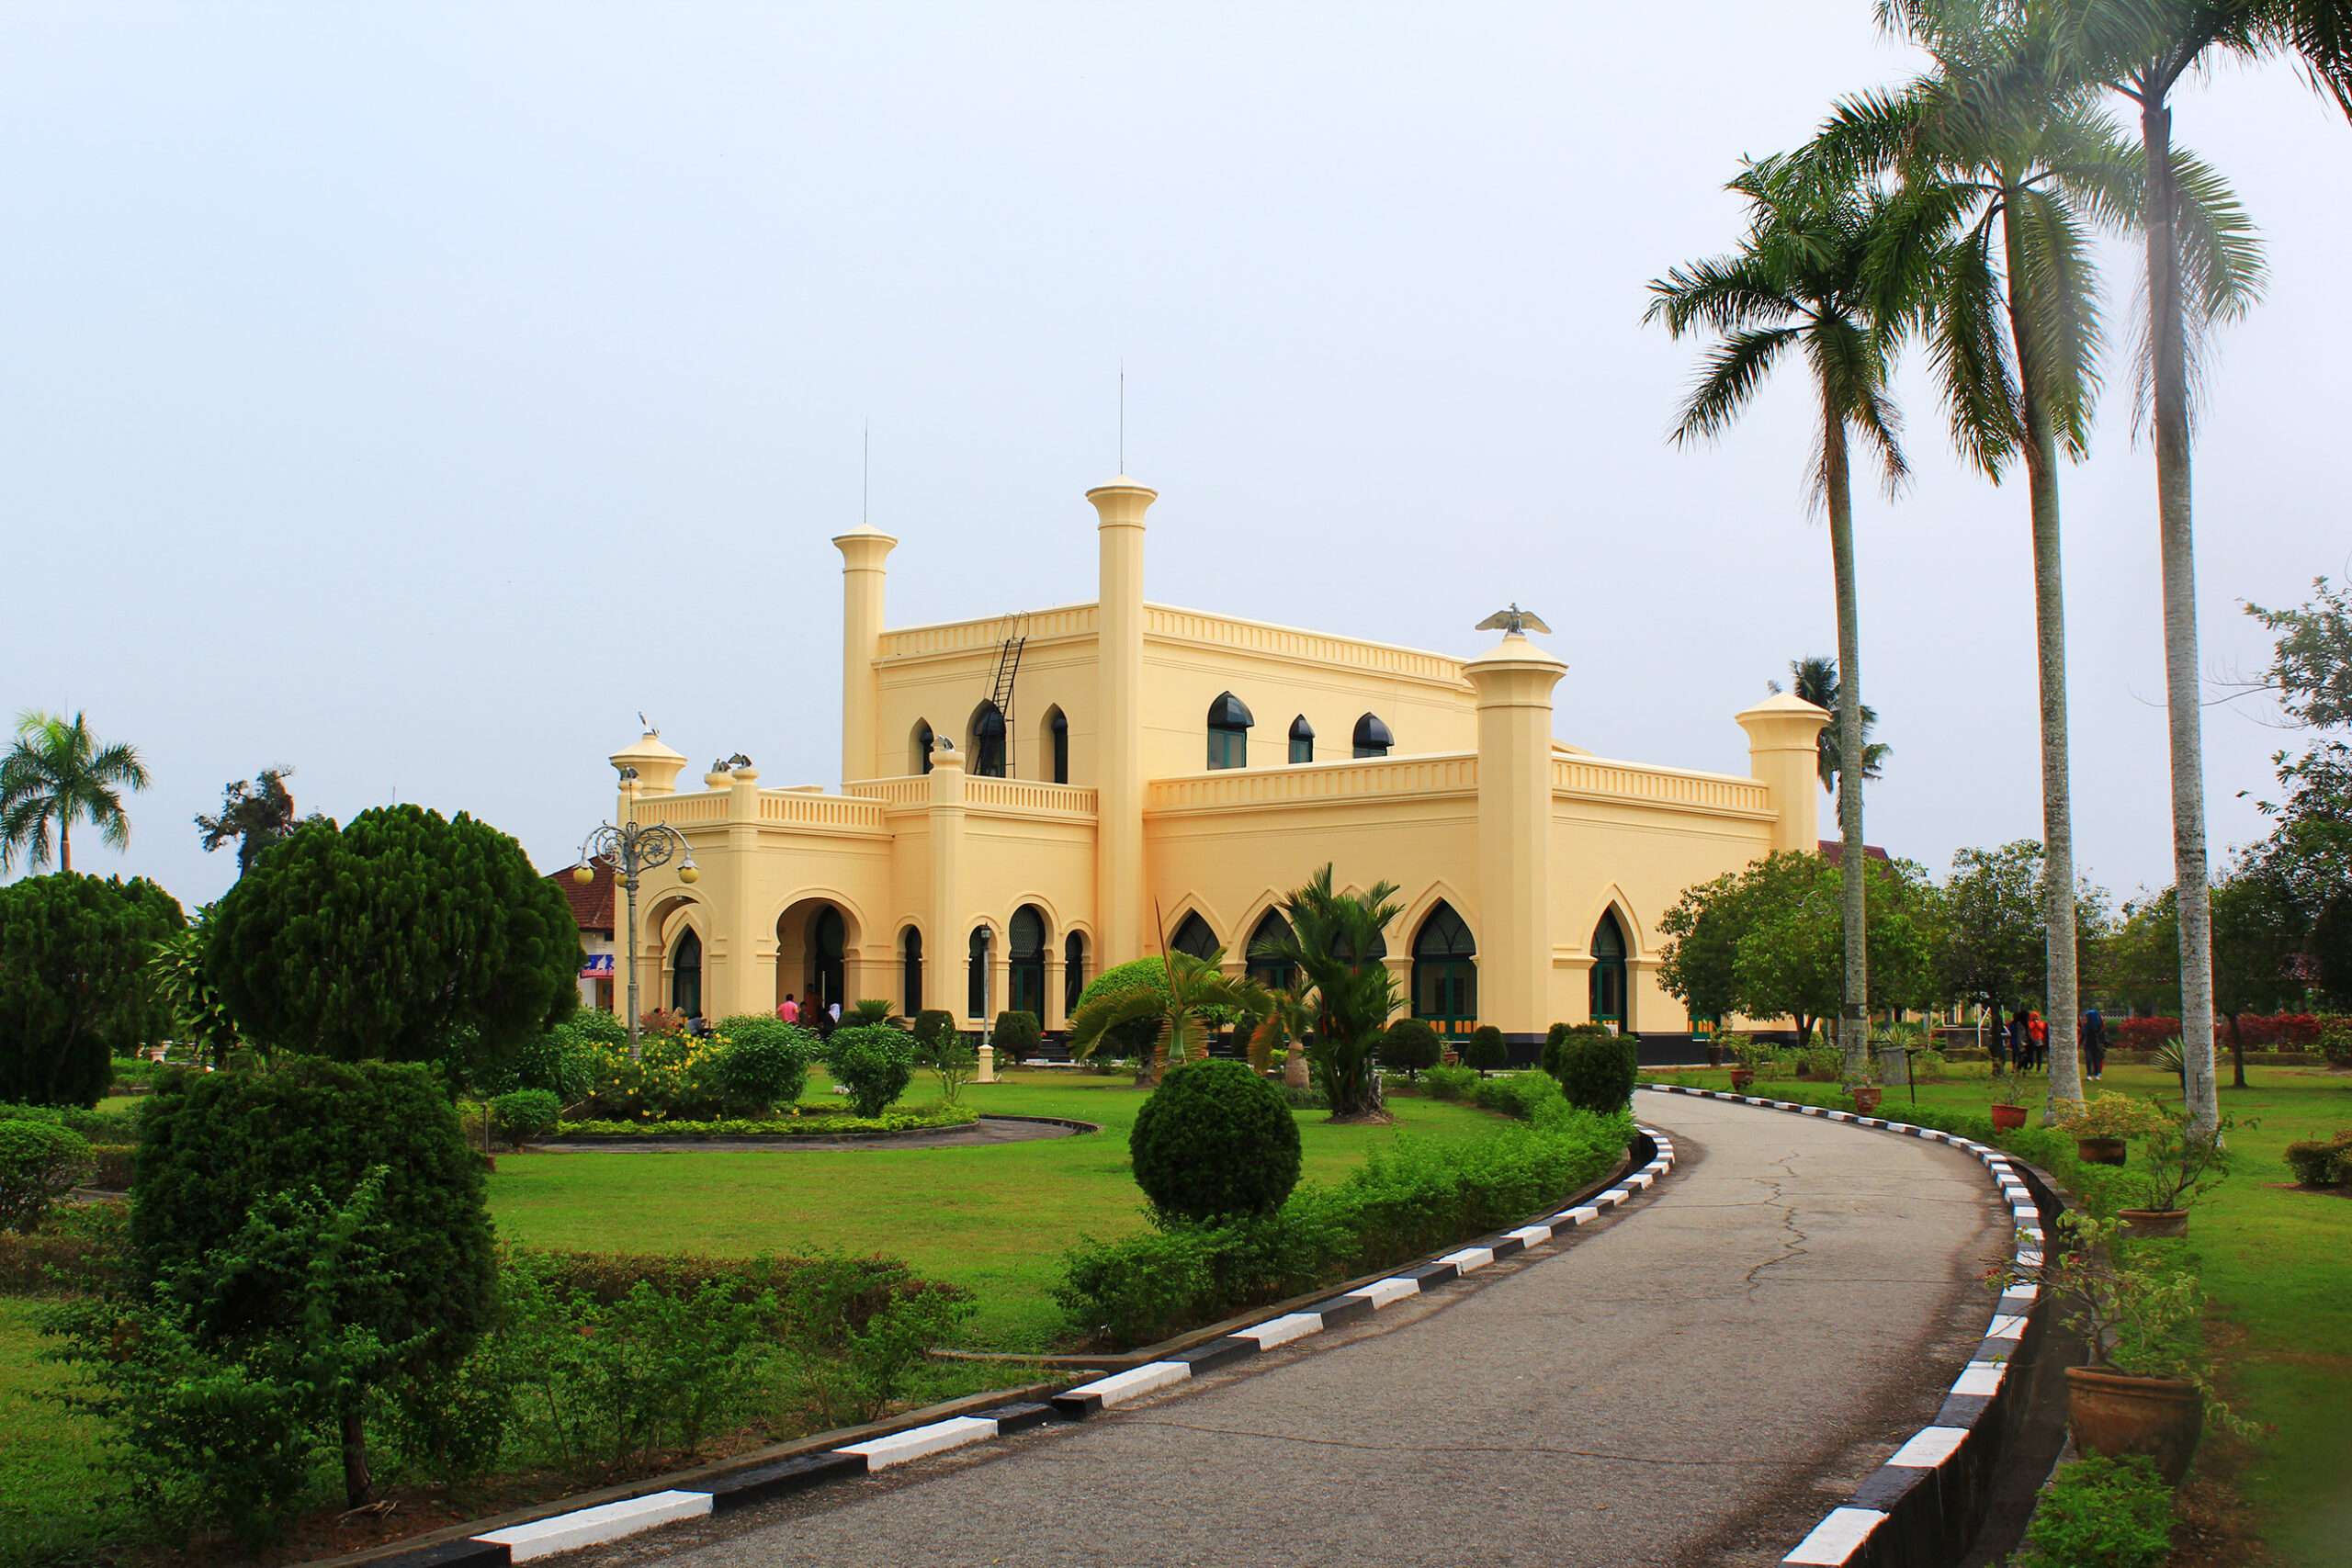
[[552, 855, 615, 931], [1817, 839, 1894, 867]]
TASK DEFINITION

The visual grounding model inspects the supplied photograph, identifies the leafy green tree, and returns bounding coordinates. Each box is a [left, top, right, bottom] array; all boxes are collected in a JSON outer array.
[[1067, 948, 1260, 1086], [206, 806, 577, 1069], [0, 872, 184, 1106], [1736, 856, 1939, 1055], [0, 711, 150, 874], [1773, 655, 1891, 789], [146, 913, 243, 1066], [1648, 154, 1924, 1084], [195, 767, 314, 877], [1658, 852, 1826, 1036], [1939, 841, 2050, 1038], [2247, 576, 2352, 1006], [2208, 852, 2308, 1088], [1250, 864, 1406, 1119], [2098, 887, 2181, 1018]]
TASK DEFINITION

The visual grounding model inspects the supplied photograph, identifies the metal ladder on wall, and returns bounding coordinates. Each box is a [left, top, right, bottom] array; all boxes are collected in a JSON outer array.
[[986, 615, 1026, 775]]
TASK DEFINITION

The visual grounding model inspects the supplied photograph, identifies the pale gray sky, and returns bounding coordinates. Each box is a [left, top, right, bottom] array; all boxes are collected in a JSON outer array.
[[4, 2, 2346, 912]]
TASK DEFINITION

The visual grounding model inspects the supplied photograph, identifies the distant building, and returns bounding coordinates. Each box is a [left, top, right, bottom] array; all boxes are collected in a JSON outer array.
[[594, 474, 1833, 1055], [1815, 840, 1894, 869], [550, 854, 616, 1014]]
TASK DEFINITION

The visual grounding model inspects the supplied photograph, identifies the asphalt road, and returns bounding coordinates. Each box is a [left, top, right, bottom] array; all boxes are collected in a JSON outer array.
[[579, 1092, 2006, 1568]]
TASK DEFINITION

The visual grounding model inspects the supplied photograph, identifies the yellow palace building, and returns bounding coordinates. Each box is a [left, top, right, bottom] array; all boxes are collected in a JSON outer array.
[[601, 476, 1830, 1060]]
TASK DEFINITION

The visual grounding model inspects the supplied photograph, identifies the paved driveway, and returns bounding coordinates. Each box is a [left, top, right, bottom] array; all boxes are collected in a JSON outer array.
[[581, 1093, 2006, 1568]]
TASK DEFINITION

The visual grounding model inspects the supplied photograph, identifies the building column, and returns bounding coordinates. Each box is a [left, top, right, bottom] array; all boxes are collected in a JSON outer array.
[[1089, 478, 1155, 967], [720, 767, 763, 1018], [1044, 953, 1068, 1030], [1465, 631, 1567, 1041], [988, 944, 1011, 1027], [834, 525, 898, 785], [1735, 693, 1831, 855], [927, 741, 967, 1024]]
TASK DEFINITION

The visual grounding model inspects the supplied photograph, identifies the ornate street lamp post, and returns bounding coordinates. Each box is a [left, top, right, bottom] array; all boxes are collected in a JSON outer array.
[[575, 766, 698, 1062]]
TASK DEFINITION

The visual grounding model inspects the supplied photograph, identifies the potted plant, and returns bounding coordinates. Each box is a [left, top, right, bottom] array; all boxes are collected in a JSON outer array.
[[2060, 1094, 2164, 1167], [1988, 1070, 2030, 1130], [1724, 1033, 1758, 1089], [2120, 1109, 2236, 1238], [1998, 1212, 2242, 1485]]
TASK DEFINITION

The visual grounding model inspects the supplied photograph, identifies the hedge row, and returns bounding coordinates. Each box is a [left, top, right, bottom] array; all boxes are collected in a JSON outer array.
[[2109, 1014, 2342, 1049], [549, 1106, 977, 1140]]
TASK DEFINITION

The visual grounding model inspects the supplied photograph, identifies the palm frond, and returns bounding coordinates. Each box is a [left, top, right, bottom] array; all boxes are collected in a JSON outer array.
[[1671, 328, 1800, 446], [2012, 183, 2107, 459], [1929, 219, 2022, 479]]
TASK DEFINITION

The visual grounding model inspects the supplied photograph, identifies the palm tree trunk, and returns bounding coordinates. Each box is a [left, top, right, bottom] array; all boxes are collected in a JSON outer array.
[[1823, 392, 1870, 1085], [58, 812, 70, 874], [2003, 208, 2083, 1124], [2142, 92, 2221, 1137]]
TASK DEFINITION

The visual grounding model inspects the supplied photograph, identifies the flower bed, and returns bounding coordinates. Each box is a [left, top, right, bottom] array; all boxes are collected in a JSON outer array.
[[549, 1105, 979, 1141]]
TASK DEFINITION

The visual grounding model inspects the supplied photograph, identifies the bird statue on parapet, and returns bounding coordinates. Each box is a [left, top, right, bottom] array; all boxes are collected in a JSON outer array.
[[1475, 604, 1551, 637]]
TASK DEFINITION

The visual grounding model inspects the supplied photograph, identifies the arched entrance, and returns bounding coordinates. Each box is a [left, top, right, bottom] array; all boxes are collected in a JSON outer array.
[[776, 898, 855, 1018], [1589, 910, 1629, 1033], [1063, 931, 1086, 1017], [967, 925, 991, 1020], [1009, 906, 1048, 1020], [1247, 909, 1296, 991], [970, 702, 1007, 778], [1412, 902, 1476, 1038], [1170, 911, 1218, 960], [808, 906, 846, 1014], [671, 926, 703, 1018], [901, 925, 923, 1016]]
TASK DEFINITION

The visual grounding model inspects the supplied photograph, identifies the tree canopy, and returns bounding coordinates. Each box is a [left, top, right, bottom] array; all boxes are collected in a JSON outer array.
[[196, 767, 314, 877], [207, 805, 578, 1069], [0, 711, 150, 874], [0, 872, 184, 1106]]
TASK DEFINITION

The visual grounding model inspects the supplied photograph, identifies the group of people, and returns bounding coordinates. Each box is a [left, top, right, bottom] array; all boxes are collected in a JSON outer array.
[[1993, 1005, 2108, 1081], [775, 992, 841, 1034]]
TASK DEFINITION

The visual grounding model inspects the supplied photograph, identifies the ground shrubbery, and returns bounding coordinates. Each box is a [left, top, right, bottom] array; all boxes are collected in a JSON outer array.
[[1379, 1019, 1442, 1078], [2015, 1456, 2175, 1568], [1128, 1059, 1301, 1223], [2283, 1129, 2352, 1186], [1548, 1026, 1636, 1113], [1462, 1025, 1509, 1074], [0, 1120, 89, 1232], [492, 1089, 562, 1143], [827, 1024, 916, 1117], [1058, 1073, 1632, 1347], [1421, 1063, 1480, 1100], [991, 1010, 1041, 1066], [566, 1020, 821, 1122]]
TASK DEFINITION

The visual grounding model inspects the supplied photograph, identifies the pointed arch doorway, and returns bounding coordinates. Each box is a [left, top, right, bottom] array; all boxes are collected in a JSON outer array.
[[1589, 909, 1629, 1033]]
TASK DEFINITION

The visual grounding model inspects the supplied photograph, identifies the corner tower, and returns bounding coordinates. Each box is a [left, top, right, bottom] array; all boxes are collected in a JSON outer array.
[[1088, 475, 1155, 966], [833, 522, 899, 784]]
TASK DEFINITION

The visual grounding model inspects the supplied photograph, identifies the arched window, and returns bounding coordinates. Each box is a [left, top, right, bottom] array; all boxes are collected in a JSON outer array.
[[1411, 902, 1476, 1037], [1287, 715, 1315, 765], [671, 926, 703, 1019], [970, 702, 1007, 778], [1352, 713, 1394, 759], [911, 719, 935, 775], [967, 925, 991, 1020], [1009, 905, 1047, 1021], [1206, 692, 1252, 771], [1590, 910, 1629, 1032], [901, 925, 923, 1017], [1044, 706, 1069, 784], [1170, 911, 1218, 960], [1247, 909, 1297, 992], [1063, 931, 1087, 1017], [808, 906, 846, 1014]]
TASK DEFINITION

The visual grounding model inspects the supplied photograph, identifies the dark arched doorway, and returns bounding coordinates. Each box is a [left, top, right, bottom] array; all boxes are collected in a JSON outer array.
[[671, 926, 703, 1019], [1412, 902, 1476, 1038], [1170, 911, 1218, 960], [1247, 909, 1296, 991], [1589, 910, 1629, 1032], [806, 906, 846, 1015], [1009, 906, 1047, 1021], [967, 925, 990, 1020], [901, 925, 923, 1016], [970, 703, 1006, 778], [1063, 931, 1086, 1017]]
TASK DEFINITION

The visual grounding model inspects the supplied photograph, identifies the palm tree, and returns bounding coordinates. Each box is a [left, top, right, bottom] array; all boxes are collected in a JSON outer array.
[[0, 710, 151, 874], [195, 767, 303, 877], [1250, 863, 1406, 1120], [1772, 655, 1892, 790], [1646, 159, 1922, 1087], [1065, 946, 1261, 1085], [2019, 0, 2339, 1137]]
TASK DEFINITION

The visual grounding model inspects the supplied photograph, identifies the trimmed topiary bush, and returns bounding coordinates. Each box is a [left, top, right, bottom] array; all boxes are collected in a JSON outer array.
[[1463, 1025, 1509, 1074], [2284, 1130, 2352, 1187], [492, 1088, 561, 1142], [712, 1015, 818, 1113], [992, 1010, 1042, 1066], [1379, 1018, 1442, 1078], [912, 1010, 957, 1055], [0, 1119, 90, 1231], [0, 872, 184, 1107], [828, 1024, 915, 1117], [1542, 1021, 1616, 1080], [1555, 1032, 1637, 1113], [1128, 1058, 1303, 1224]]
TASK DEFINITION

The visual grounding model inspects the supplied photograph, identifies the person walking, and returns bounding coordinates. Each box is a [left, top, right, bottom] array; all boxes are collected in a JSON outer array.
[[2011, 1009, 2034, 1073], [2082, 1006, 2108, 1082], [2028, 1010, 2048, 1073], [1989, 1007, 2009, 1075], [778, 993, 798, 1023]]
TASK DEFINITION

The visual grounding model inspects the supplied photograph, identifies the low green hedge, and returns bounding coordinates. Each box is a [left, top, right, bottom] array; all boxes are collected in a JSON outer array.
[[551, 1105, 978, 1140]]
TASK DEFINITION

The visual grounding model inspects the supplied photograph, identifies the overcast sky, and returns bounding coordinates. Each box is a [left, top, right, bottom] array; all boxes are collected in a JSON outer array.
[[4, 2, 2346, 914]]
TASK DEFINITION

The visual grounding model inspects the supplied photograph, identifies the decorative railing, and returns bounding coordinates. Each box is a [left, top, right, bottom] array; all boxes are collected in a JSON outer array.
[[845, 777, 933, 807], [757, 792, 887, 830], [1148, 753, 1478, 812], [1145, 604, 1467, 686], [1553, 757, 1770, 816], [634, 794, 729, 826], [965, 779, 1098, 817], [877, 604, 1096, 662]]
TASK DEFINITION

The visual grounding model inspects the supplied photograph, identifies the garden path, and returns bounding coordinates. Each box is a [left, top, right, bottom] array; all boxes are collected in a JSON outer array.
[[579, 1092, 2007, 1568]]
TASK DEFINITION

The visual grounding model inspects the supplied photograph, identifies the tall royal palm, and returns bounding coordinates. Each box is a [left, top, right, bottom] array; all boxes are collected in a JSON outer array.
[[1812, 15, 2160, 1120], [0, 710, 151, 874], [2017, 0, 2339, 1134], [1647, 159, 1917, 1083]]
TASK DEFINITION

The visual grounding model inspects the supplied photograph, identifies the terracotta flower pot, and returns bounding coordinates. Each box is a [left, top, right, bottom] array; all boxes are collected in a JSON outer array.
[[1990, 1103, 2029, 1131], [1728, 1068, 1755, 1089], [1851, 1087, 1883, 1113], [2064, 1366, 2203, 1485], [1705, 1044, 1724, 1067], [2119, 1209, 2188, 1239], [2077, 1136, 2128, 1167]]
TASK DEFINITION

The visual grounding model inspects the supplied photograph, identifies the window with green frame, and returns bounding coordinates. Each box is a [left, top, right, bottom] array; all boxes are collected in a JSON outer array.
[[1352, 712, 1393, 759], [1206, 691, 1252, 771], [1287, 715, 1314, 764], [1410, 902, 1475, 1036]]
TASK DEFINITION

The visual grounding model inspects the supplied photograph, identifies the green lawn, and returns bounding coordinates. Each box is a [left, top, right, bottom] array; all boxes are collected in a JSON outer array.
[[0, 1297, 129, 1568], [487, 1068, 1510, 1348], [1651, 1061, 2352, 1567]]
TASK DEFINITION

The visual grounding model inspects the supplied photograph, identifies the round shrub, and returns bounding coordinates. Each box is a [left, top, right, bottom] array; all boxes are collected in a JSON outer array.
[[1128, 1058, 1302, 1223], [712, 1015, 817, 1113], [991, 1010, 1042, 1066], [1379, 1018, 1442, 1078], [0, 1120, 91, 1232], [0, 872, 184, 1107], [1074, 958, 1177, 1060], [132, 1056, 494, 1365], [1556, 1033, 1637, 1113], [912, 1010, 957, 1055], [513, 1026, 595, 1103], [1541, 1021, 1616, 1081], [1463, 1025, 1509, 1074], [2321, 1017, 2352, 1070], [828, 1024, 915, 1118], [492, 1088, 561, 1142]]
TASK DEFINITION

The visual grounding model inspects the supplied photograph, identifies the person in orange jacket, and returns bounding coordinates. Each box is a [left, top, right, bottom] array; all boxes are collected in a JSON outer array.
[[2028, 1010, 2048, 1072]]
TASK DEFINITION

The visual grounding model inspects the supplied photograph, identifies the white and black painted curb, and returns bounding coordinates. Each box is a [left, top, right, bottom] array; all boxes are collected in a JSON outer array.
[[1641, 1085, 2064, 1568], [350, 1127, 1678, 1568]]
